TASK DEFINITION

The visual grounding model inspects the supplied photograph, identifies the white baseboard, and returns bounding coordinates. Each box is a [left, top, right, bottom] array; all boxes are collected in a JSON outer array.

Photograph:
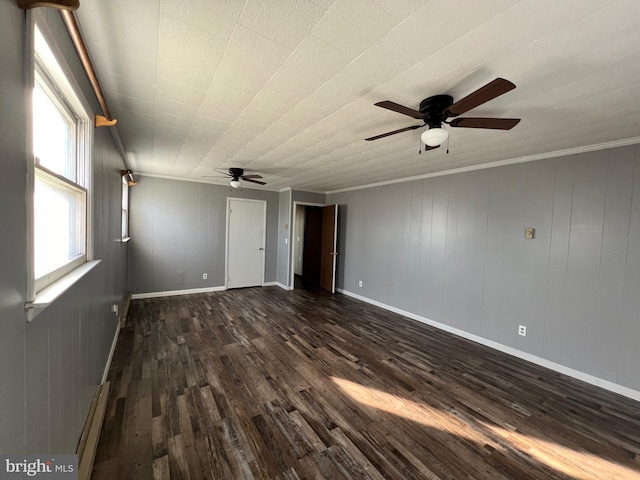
[[263, 281, 278, 287], [273, 282, 293, 290], [337, 288, 640, 403], [101, 321, 120, 385], [132, 285, 226, 299]]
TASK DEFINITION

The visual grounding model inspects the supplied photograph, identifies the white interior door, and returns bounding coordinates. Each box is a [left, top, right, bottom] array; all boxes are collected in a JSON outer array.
[[227, 198, 266, 289]]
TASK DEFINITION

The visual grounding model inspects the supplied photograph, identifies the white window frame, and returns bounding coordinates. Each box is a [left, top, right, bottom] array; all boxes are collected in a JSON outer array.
[[25, 11, 95, 319], [121, 176, 130, 242]]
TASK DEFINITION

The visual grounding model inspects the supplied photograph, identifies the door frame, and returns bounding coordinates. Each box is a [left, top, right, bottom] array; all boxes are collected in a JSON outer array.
[[321, 204, 338, 294], [289, 201, 328, 289], [225, 197, 267, 290]]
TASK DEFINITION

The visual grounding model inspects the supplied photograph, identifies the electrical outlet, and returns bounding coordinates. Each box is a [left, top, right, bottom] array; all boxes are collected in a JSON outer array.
[[203, 273, 208, 280], [518, 325, 527, 336], [358, 280, 363, 287]]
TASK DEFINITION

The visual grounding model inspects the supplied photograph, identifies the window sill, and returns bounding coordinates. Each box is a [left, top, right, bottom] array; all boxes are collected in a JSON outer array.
[[25, 260, 101, 322]]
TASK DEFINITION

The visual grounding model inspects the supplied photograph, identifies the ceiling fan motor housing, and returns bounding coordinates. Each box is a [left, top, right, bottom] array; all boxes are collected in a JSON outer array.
[[229, 167, 244, 177], [419, 94, 453, 127]]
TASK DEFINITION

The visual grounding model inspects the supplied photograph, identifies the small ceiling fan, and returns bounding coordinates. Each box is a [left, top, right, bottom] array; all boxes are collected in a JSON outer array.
[[365, 78, 521, 149], [203, 167, 266, 188]]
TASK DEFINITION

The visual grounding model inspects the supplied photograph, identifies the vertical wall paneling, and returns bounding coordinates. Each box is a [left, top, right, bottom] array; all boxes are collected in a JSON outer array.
[[561, 152, 607, 371], [480, 167, 507, 341], [426, 178, 449, 322], [442, 175, 460, 328], [128, 177, 279, 294], [417, 180, 434, 318], [542, 158, 575, 362], [592, 153, 634, 380], [495, 165, 527, 347], [618, 150, 640, 390], [455, 171, 491, 336], [25, 316, 50, 453], [1, 6, 128, 453], [0, 0, 28, 453], [516, 163, 555, 355], [406, 181, 425, 314], [328, 145, 640, 396]]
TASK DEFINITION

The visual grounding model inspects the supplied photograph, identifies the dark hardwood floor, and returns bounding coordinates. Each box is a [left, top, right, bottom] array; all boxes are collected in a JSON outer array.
[[92, 287, 640, 479]]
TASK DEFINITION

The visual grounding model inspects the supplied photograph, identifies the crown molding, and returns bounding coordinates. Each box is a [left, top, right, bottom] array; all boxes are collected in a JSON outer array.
[[326, 137, 640, 195], [136, 172, 280, 192]]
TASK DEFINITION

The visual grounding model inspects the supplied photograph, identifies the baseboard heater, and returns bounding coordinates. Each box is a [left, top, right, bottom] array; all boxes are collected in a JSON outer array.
[[75, 291, 131, 478], [76, 381, 110, 480]]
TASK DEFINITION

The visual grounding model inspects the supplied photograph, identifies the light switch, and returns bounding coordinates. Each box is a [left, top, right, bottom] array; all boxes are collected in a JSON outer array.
[[525, 228, 535, 240]]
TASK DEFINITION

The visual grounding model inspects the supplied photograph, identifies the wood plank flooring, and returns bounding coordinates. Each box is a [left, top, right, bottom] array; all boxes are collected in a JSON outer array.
[[92, 287, 640, 479]]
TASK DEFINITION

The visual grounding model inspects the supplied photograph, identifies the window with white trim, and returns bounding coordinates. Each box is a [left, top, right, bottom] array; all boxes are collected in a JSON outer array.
[[121, 176, 130, 242], [32, 24, 91, 293]]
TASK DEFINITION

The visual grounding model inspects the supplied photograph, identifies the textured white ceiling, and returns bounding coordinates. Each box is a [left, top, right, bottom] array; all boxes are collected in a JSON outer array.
[[75, 0, 640, 192]]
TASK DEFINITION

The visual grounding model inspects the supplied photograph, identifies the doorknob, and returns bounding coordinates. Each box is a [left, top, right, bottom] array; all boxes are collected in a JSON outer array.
[[259, 247, 265, 251]]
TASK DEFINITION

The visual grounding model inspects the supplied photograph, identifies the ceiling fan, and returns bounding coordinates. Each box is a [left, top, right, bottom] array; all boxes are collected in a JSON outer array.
[[203, 167, 266, 188], [365, 78, 521, 149]]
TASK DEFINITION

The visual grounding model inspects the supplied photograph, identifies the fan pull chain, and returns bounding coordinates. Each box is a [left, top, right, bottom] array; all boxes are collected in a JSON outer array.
[[446, 134, 450, 154], [419, 139, 422, 154]]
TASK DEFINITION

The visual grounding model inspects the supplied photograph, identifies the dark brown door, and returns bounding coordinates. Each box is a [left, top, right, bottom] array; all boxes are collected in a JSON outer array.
[[302, 207, 322, 287], [319, 204, 338, 293]]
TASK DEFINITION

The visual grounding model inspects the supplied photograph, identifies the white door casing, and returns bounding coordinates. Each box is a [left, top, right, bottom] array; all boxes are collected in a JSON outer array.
[[226, 198, 266, 289]]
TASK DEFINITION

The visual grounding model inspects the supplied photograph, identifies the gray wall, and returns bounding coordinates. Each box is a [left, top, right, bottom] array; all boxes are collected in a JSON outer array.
[[329, 145, 640, 393], [0, 5, 128, 453], [128, 176, 279, 293], [276, 190, 292, 286], [292, 189, 326, 205]]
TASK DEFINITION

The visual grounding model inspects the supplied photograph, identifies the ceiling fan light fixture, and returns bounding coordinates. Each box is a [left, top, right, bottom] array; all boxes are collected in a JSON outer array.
[[230, 178, 242, 189], [421, 126, 449, 147]]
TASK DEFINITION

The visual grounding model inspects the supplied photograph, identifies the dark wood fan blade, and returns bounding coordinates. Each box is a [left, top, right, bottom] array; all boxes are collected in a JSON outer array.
[[365, 124, 422, 141], [444, 78, 516, 117], [243, 178, 266, 185], [241, 174, 263, 179], [449, 117, 521, 130], [375, 101, 425, 119], [214, 169, 231, 175]]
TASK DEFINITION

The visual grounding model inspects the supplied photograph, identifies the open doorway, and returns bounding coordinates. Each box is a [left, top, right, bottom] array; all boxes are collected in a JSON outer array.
[[291, 202, 338, 293]]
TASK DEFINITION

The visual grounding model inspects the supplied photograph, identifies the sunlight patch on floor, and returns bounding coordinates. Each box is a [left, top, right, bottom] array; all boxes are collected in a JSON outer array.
[[480, 421, 639, 480], [332, 376, 640, 479]]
